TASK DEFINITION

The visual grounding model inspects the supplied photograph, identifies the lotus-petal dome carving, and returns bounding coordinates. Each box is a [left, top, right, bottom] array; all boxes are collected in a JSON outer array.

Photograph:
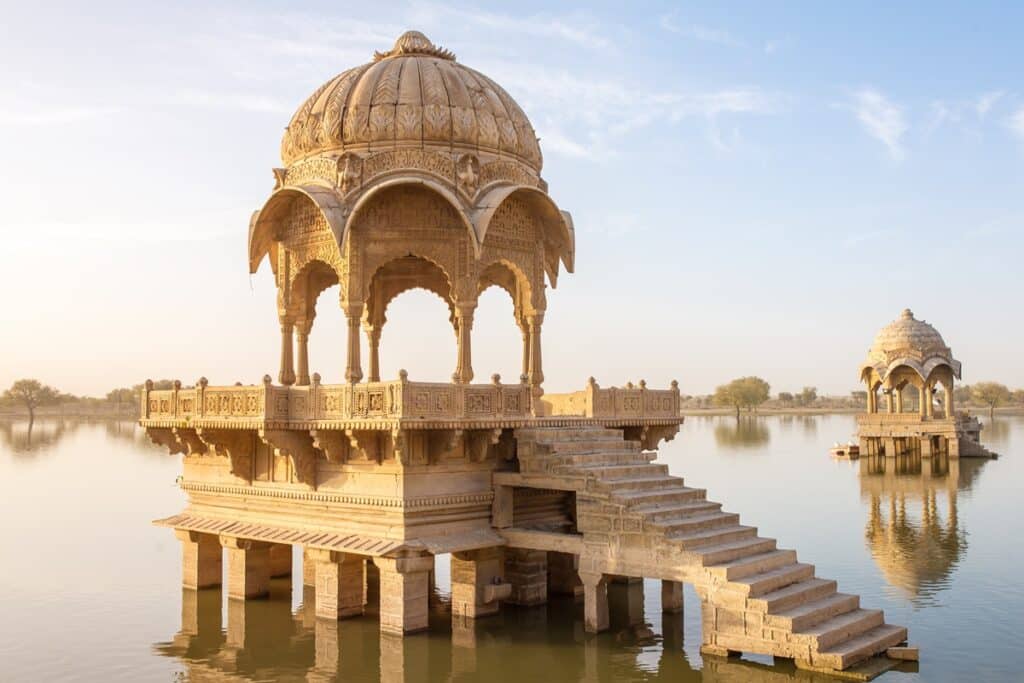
[[280, 30, 543, 172], [861, 309, 961, 382]]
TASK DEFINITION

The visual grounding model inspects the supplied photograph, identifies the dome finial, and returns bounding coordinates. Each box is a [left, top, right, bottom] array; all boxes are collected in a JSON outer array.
[[374, 30, 455, 62], [901, 308, 914, 320]]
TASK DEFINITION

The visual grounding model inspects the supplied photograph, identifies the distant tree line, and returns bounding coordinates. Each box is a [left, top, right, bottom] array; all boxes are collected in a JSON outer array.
[[1, 378, 178, 420], [680, 377, 1024, 418]]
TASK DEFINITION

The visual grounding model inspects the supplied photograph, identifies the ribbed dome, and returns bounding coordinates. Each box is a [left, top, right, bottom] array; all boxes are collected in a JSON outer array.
[[869, 309, 949, 358], [280, 31, 542, 171]]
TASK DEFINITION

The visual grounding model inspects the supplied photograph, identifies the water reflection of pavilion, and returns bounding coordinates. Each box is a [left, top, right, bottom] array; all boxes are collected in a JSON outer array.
[[154, 579, 888, 682], [859, 454, 986, 604]]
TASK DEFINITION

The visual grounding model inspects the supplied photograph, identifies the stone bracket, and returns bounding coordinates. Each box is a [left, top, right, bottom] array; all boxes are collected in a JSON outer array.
[[146, 427, 187, 455], [173, 427, 208, 456], [310, 428, 349, 464], [259, 427, 321, 489], [196, 428, 254, 483]]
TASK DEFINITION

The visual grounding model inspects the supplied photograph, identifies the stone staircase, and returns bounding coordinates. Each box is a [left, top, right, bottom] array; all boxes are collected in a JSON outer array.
[[514, 426, 909, 673]]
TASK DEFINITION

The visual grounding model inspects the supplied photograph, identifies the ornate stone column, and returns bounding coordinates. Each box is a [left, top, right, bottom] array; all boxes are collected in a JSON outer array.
[[866, 381, 875, 413], [885, 389, 894, 414], [278, 320, 296, 386], [527, 312, 545, 393], [895, 387, 904, 414], [453, 303, 476, 384], [520, 323, 530, 382], [295, 320, 312, 386], [926, 385, 935, 418], [945, 382, 955, 419], [365, 324, 382, 383], [342, 302, 364, 384], [919, 385, 928, 418]]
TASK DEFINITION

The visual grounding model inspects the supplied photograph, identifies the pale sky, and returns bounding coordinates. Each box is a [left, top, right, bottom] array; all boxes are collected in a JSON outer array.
[[2, 1, 1022, 398]]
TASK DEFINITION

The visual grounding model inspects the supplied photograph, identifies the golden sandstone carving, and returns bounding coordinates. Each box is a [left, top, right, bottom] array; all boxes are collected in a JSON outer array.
[[145, 31, 909, 677]]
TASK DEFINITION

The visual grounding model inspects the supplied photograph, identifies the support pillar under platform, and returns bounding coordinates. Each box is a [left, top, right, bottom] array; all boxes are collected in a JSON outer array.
[[579, 572, 609, 633], [302, 547, 317, 586], [662, 580, 683, 614], [451, 547, 509, 618], [312, 550, 366, 620], [176, 530, 222, 590], [374, 555, 433, 635], [504, 547, 548, 606], [269, 543, 292, 578], [548, 551, 583, 598], [221, 537, 271, 600]]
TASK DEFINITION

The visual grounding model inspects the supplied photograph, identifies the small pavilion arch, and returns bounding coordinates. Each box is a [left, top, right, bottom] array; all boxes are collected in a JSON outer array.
[[476, 259, 534, 382], [363, 254, 456, 383], [283, 259, 341, 386]]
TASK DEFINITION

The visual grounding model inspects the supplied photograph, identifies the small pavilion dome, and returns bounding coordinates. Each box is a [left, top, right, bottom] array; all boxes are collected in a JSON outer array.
[[861, 309, 961, 384], [280, 30, 543, 171]]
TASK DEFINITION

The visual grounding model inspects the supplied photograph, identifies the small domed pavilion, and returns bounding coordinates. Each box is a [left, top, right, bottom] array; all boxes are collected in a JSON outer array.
[[858, 309, 988, 457]]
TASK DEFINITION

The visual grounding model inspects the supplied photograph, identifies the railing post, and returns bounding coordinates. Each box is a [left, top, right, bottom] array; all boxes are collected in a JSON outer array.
[[142, 379, 153, 419], [172, 380, 181, 418], [310, 373, 321, 420], [639, 379, 647, 418], [585, 377, 598, 418], [197, 377, 207, 418]]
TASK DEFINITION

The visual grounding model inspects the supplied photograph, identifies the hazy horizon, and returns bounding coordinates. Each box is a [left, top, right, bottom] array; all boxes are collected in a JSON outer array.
[[3, 1, 1022, 398]]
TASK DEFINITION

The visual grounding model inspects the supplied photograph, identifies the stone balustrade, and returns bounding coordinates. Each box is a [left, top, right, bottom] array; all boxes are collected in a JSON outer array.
[[140, 375, 680, 427]]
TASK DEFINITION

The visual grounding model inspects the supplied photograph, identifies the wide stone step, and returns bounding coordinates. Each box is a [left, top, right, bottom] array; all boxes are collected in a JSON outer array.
[[547, 439, 642, 453], [765, 593, 860, 631], [798, 608, 885, 651], [621, 486, 707, 506], [707, 549, 797, 581], [602, 475, 685, 493], [815, 623, 908, 670], [654, 511, 741, 536], [523, 428, 626, 442], [552, 451, 655, 467], [750, 578, 838, 614], [643, 500, 722, 522], [669, 524, 759, 550], [573, 463, 668, 479], [695, 535, 776, 564], [728, 562, 815, 597]]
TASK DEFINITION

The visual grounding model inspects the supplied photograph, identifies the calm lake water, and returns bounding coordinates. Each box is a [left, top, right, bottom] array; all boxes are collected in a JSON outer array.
[[0, 414, 1020, 682]]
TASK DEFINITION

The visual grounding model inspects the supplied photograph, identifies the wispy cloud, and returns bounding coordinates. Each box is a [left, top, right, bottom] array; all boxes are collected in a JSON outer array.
[[174, 88, 293, 114], [976, 90, 1005, 117], [1009, 107, 1024, 141], [660, 14, 744, 48], [486, 66, 780, 160], [851, 88, 908, 160]]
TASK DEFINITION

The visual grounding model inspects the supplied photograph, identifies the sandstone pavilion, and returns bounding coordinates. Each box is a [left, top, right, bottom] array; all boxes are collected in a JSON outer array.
[[143, 31, 912, 677], [858, 309, 994, 458]]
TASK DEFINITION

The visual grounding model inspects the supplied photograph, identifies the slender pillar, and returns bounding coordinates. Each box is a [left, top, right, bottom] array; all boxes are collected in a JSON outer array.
[[295, 321, 312, 386], [919, 385, 928, 418], [176, 530, 222, 589], [946, 383, 954, 419], [343, 302, 364, 384], [885, 390, 894, 413], [895, 387, 904, 414], [279, 321, 296, 386], [451, 547, 506, 618], [866, 383, 875, 413], [221, 537, 271, 600], [579, 571, 609, 633], [526, 313, 544, 392], [453, 303, 475, 384], [520, 324, 530, 382], [312, 550, 366, 620], [926, 385, 935, 418], [269, 543, 292, 578], [365, 325, 382, 383], [662, 580, 684, 614], [504, 547, 548, 605], [374, 555, 433, 635]]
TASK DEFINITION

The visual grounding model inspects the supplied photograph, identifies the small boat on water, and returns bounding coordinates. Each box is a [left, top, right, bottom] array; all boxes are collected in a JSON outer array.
[[829, 441, 860, 459]]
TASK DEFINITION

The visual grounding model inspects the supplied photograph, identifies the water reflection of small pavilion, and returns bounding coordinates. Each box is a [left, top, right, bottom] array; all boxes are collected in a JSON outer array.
[[859, 454, 986, 604]]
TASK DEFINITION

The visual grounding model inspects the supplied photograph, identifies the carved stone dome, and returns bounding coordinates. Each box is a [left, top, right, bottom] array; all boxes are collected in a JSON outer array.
[[280, 31, 543, 172], [861, 309, 960, 382]]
